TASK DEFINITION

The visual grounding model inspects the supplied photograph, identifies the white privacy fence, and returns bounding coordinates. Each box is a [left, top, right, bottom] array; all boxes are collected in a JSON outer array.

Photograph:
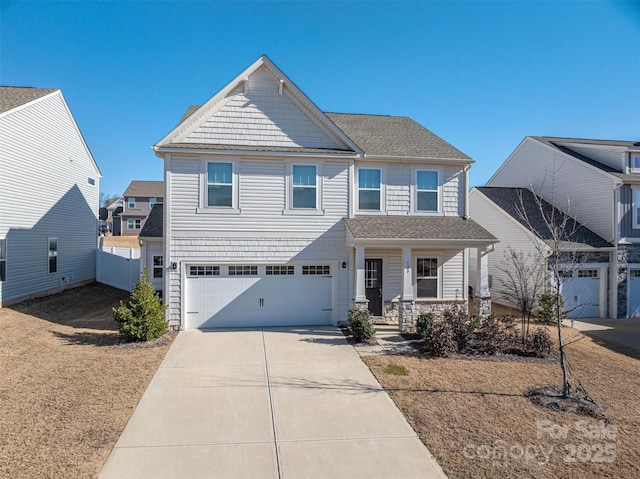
[[100, 246, 141, 259], [96, 249, 140, 292]]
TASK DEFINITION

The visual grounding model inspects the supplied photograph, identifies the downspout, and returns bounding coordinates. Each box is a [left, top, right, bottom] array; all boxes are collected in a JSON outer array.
[[611, 181, 623, 318], [464, 164, 471, 219]]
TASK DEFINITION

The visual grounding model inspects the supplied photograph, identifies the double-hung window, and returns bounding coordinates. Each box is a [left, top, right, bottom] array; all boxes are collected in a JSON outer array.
[[416, 170, 439, 212], [358, 169, 381, 211], [207, 162, 233, 207], [634, 188, 640, 229], [0, 238, 6, 282], [292, 165, 317, 209], [149, 197, 156, 209], [153, 255, 163, 278], [127, 218, 141, 230], [416, 257, 438, 298], [48, 238, 58, 274], [631, 154, 640, 172], [128, 197, 135, 209]]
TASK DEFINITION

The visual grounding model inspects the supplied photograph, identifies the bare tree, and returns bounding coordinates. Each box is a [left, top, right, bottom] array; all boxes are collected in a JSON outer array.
[[495, 247, 546, 345], [515, 186, 592, 399]]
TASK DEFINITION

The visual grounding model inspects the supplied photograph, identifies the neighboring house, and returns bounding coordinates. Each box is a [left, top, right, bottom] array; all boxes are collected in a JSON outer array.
[[104, 197, 123, 235], [120, 181, 163, 236], [149, 55, 496, 330], [0, 86, 101, 306], [469, 187, 613, 318], [139, 204, 163, 292], [483, 136, 640, 318]]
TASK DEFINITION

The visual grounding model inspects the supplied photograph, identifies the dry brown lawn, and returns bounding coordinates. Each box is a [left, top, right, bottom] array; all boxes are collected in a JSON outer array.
[[100, 235, 140, 249], [364, 327, 640, 479], [0, 283, 173, 479]]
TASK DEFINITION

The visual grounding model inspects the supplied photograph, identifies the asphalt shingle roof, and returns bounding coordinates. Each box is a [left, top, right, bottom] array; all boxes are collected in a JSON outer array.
[[123, 181, 164, 198], [344, 216, 496, 241], [0, 86, 58, 114], [326, 113, 471, 160], [139, 204, 163, 238], [476, 187, 611, 249]]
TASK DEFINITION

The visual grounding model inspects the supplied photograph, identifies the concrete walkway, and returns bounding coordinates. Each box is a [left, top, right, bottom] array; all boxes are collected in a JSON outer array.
[[99, 327, 446, 479]]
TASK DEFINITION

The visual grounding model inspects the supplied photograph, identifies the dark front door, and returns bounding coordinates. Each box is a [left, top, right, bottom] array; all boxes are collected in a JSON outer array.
[[365, 259, 383, 316]]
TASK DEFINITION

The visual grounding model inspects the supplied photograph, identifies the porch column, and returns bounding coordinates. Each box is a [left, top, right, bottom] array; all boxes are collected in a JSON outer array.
[[474, 247, 491, 317], [354, 245, 368, 310], [400, 246, 415, 331]]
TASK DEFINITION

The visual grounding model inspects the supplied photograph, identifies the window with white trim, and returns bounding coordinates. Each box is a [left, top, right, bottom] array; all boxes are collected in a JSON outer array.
[[153, 255, 163, 278], [48, 238, 58, 274], [189, 265, 220, 277], [128, 197, 135, 208], [578, 269, 598, 278], [0, 238, 6, 282], [228, 265, 258, 276], [634, 188, 640, 229], [416, 170, 439, 212], [207, 162, 233, 207], [292, 165, 317, 209], [416, 258, 438, 298], [127, 218, 141, 230], [302, 265, 330, 275], [266, 265, 294, 275], [631, 154, 640, 172], [358, 168, 381, 211]]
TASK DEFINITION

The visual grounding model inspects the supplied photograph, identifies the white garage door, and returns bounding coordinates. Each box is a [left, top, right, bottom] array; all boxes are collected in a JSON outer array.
[[628, 268, 640, 318], [185, 264, 333, 328], [560, 268, 601, 319]]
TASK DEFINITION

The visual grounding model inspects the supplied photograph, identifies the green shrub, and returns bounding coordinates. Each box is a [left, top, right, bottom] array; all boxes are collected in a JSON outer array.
[[527, 328, 553, 357], [424, 318, 457, 357], [472, 316, 517, 354], [347, 308, 376, 342], [442, 309, 477, 351], [113, 269, 168, 342], [415, 312, 435, 340], [536, 291, 566, 324]]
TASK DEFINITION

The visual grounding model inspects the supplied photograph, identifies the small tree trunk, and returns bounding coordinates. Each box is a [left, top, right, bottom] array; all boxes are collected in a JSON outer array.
[[555, 289, 569, 397]]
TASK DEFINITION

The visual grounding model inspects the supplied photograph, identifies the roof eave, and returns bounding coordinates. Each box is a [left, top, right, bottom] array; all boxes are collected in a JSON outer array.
[[362, 154, 473, 164], [153, 145, 361, 159], [346, 237, 497, 248]]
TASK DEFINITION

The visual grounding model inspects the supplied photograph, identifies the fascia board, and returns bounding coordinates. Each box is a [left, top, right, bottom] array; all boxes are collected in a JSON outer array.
[[363, 155, 474, 165], [152, 146, 360, 159], [347, 238, 497, 248]]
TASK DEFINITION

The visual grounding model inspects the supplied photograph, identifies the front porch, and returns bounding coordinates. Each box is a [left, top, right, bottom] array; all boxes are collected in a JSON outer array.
[[344, 216, 496, 331]]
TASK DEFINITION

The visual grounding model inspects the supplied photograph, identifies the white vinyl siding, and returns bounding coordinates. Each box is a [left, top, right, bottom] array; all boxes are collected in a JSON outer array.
[[0, 91, 99, 304], [182, 66, 344, 150], [555, 142, 628, 172], [487, 138, 616, 241]]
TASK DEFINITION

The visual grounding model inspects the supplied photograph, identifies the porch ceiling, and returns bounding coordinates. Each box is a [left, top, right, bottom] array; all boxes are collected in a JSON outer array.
[[344, 216, 497, 247]]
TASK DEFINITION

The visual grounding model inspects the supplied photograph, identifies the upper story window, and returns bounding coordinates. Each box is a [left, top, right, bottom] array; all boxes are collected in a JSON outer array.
[[415, 170, 439, 212], [48, 238, 58, 274], [0, 238, 6, 282], [632, 154, 640, 172], [292, 165, 317, 209], [153, 255, 163, 278], [149, 197, 156, 209], [207, 162, 233, 207], [128, 197, 135, 209], [633, 188, 640, 229], [87, 178, 96, 186], [358, 168, 381, 211]]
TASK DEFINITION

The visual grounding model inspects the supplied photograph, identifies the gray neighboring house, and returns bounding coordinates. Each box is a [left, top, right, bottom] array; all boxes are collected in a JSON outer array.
[[0, 86, 101, 306], [104, 197, 123, 235], [483, 136, 640, 318], [469, 187, 613, 318], [120, 181, 163, 236]]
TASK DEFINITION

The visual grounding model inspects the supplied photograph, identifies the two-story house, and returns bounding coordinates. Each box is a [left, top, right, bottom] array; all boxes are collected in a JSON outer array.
[[120, 180, 163, 236], [480, 136, 640, 318], [0, 86, 101, 306], [150, 56, 496, 330]]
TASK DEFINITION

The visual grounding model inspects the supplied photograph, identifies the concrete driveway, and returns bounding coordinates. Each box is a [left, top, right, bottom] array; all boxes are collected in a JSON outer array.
[[99, 327, 446, 479], [567, 317, 640, 352]]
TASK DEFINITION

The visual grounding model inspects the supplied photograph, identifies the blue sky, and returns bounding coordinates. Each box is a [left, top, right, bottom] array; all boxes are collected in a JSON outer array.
[[1, 1, 639, 198]]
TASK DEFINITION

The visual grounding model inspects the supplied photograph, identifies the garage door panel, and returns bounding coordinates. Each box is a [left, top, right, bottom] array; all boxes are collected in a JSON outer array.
[[186, 268, 333, 329], [629, 269, 640, 318], [560, 269, 601, 319]]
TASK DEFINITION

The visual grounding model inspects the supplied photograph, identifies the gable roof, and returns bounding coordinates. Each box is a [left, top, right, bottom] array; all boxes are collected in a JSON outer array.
[[0, 86, 58, 114], [155, 55, 359, 154], [123, 181, 164, 198], [326, 113, 471, 161], [139, 204, 163, 238], [344, 216, 496, 242], [475, 187, 611, 249]]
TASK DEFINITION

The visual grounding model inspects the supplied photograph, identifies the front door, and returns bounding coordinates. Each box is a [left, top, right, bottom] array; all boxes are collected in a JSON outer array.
[[365, 259, 383, 316]]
